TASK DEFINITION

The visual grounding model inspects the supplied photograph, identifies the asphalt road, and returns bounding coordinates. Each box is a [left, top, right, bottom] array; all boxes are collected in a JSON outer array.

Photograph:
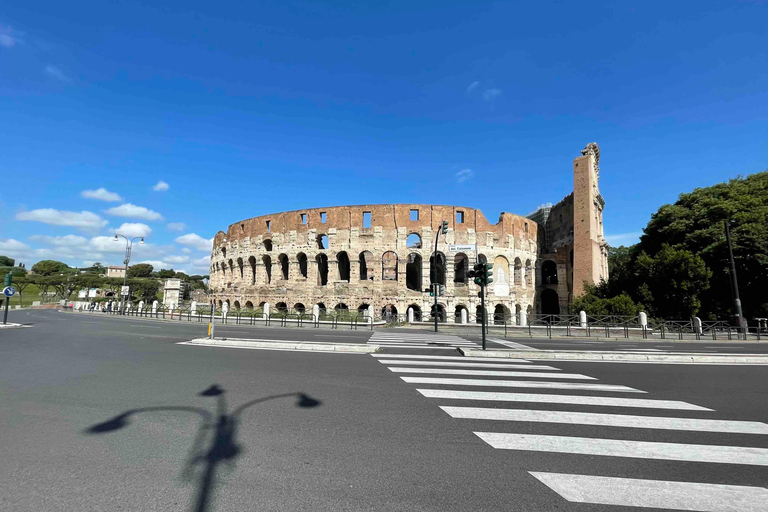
[[1, 310, 767, 511]]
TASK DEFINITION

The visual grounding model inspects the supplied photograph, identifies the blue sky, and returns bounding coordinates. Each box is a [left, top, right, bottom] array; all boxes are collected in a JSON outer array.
[[2, 0, 767, 274]]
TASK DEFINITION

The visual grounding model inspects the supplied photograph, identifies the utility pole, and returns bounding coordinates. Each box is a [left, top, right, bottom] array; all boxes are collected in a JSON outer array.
[[724, 220, 746, 330]]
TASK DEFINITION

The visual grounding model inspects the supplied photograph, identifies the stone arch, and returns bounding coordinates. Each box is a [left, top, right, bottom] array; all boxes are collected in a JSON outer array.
[[237, 257, 244, 280], [408, 304, 422, 322], [317, 234, 328, 250], [406, 253, 422, 291], [262, 255, 272, 284], [334, 303, 349, 314], [542, 260, 558, 284], [337, 251, 351, 281], [222, 247, 226, 259], [478, 254, 488, 265], [454, 304, 468, 324], [494, 304, 510, 324], [406, 233, 422, 249], [431, 303, 446, 323], [225, 299, 231, 308], [525, 259, 533, 287], [263, 239, 273, 252], [316, 253, 329, 285], [316, 302, 327, 316], [217, 300, 223, 308], [228, 259, 234, 277], [475, 304, 487, 324], [357, 303, 370, 316], [430, 252, 446, 286], [541, 289, 560, 315], [297, 252, 308, 278], [275, 302, 288, 313], [248, 256, 256, 285], [359, 251, 373, 280], [514, 257, 522, 285], [382, 251, 398, 281], [454, 253, 468, 283], [515, 303, 522, 325], [245, 300, 254, 310], [278, 253, 289, 280], [234, 300, 241, 310], [294, 303, 306, 314], [381, 304, 398, 320]]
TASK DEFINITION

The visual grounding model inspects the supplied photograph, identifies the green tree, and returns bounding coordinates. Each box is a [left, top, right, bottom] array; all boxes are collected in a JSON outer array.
[[128, 278, 160, 303], [31, 260, 70, 276], [0, 255, 15, 266], [0, 266, 27, 278], [127, 263, 154, 278], [572, 283, 643, 317], [157, 269, 176, 278], [11, 276, 34, 306]]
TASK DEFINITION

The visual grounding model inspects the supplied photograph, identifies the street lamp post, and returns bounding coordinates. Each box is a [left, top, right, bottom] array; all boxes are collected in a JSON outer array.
[[113, 234, 144, 315]]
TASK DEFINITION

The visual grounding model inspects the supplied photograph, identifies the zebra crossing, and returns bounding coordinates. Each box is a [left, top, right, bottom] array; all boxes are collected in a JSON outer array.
[[367, 331, 480, 350], [372, 352, 768, 511]]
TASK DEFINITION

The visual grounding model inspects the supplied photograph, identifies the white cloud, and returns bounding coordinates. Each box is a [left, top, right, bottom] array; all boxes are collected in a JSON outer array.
[[192, 255, 211, 269], [455, 168, 474, 183], [482, 88, 501, 102], [181, 247, 192, 254], [112, 222, 152, 238], [165, 255, 190, 264], [167, 222, 185, 231], [29, 234, 89, 246], [89, 236, 134, 253], [81, 188, 122, 202], [175, 233, 213, 252], [466, 81, 480, 92], [0, 24, 22, 48], [153, 181, 169, 191], [138, 260, 169, 269], [45, 65, 71, 83], [16, 209, 108, 230], [0, 238, 31, 252], [605, 232, 642, 246], [105, 203, 163, 221]]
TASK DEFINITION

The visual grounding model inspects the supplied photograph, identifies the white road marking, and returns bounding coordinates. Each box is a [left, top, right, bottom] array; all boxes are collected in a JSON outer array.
[[176, 341, 364, 355], [370, 341, 477, 346], [401, 377, 643, 392], [377, 360, 559, 370], [443, 407, 768, 434], [417, 389, 711, 411], [372, 354, 531, 363], [372, 344, 463, 350], [530, 472, 768, 511], [488, 338, 540, 350], [388, 367, 595, 380], [475, 433, 768, 466]]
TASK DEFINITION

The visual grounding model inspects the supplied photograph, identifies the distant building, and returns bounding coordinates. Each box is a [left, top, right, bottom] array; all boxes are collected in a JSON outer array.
[[106, 266, 126, 279]]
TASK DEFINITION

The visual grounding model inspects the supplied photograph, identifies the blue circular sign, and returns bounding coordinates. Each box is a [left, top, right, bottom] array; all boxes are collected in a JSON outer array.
[[3, 286, 16, 297]]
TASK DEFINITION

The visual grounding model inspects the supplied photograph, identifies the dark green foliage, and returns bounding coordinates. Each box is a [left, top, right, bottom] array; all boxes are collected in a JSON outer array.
[[157, 269, 176, 278], [31, 260, 70, 276], [572, 283, 644, 317], [0, 255, 15, 266], [127, 278, 160, 302], [127, 263, 153, 278], [0, 266, 27, 278]]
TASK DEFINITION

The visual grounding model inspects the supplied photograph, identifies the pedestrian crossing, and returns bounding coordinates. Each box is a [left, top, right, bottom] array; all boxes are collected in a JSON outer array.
[[367, 331, 479, 350], [372, 352, 768, 511]]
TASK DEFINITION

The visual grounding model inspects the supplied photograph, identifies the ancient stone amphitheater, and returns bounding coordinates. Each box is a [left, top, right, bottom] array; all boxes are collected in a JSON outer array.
[[209, 143, 609, 323]]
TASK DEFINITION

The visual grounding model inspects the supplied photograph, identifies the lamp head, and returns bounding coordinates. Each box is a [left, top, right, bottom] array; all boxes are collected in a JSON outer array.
[[140, 238, 145, 245], [113, 234, 118, 241]]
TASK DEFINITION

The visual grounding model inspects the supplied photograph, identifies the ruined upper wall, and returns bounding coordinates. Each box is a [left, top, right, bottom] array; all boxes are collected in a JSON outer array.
[[213, 204, 538, 246], [545, 193, 575, 254]]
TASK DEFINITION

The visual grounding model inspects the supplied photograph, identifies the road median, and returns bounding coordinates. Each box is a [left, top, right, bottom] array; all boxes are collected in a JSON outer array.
[[185, 337, 381, 353], [458, 348, 768, 364]]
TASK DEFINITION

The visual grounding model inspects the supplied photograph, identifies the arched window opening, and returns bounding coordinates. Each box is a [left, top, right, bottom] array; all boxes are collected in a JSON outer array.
[[278, 254, 289, 280], [217, 300, 223, 308], [541, 289, 560, 315], [454, 253, 468, 283], [237, 258, 244, 280], [262, 255, 272, 284], [515, 304, 522, 325], [475, 305, 486, 324], [263, 239, 272, 252], [334, 303, 349, 316], [316, 254, 328, 286], [358, 303, 370, 316], [245, 301, 254, 310], [455, 305, 468, 324], [316, 303, 327, 316], [222, 248, 226, 259], [494, 304, 510, 324], [525, 259, 533, 286], [382, 251, 398, 281], [478, 254, 488, 265], [514, 258, 522, 285], [294, 303, 305, 314], [381, 304, 398, 320], [317, 234, 328, 250], [406, 253, 422, 291], [234, 300, 241, 310], [542, 260, 558, 284], [296, 253, 308, 278], [430, 304, 446, 323], [225, 299, 231, 308], [275, 302, 288, 313], [228, 259, 234, 276], [406, 233, 422, 249], [429, 252, 446, 286], [359, 251, 373, 280], [337, 251, 350, 281], [408, 304, 422, 322], [248, 256, 256, 285]]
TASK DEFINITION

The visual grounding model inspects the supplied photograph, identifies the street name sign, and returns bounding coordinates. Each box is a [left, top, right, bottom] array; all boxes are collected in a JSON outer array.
[[3, 286, 16, 297], [449, 244, 476, 252]]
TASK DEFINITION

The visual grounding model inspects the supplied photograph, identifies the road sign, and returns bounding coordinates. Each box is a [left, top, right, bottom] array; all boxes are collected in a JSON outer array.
[[120, 286, 130, 296], [449, 244, 476, 252], [3, 286, 16, 297]]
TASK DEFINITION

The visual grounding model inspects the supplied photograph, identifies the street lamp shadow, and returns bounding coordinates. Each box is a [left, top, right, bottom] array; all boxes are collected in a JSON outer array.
[[84, 385, 322, 512]]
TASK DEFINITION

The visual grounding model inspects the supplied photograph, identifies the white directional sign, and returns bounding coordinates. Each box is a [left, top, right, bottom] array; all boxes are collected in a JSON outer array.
[[3, 286, 16, 297], [449, 244, 476, 252], [120, 286, 130, 296]]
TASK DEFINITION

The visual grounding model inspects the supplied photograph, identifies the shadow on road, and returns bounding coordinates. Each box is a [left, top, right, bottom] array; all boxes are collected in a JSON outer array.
[[85, 384, 321, 512]]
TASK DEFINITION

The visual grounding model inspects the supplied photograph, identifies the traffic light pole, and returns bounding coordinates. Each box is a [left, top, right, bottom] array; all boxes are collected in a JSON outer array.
[[433, 228, 441, 333], [480, 283, 486, 350]]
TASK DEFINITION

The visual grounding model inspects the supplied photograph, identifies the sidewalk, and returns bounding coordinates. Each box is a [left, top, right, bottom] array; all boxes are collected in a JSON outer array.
[[458, 347, 768, 364]]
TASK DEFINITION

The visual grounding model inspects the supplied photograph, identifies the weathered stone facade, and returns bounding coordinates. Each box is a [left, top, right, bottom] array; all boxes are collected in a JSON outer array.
[[210, 143, 609, 320]]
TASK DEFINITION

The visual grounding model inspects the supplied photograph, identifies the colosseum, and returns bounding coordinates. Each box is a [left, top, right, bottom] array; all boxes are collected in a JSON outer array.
[[209, 143, 609, 324]]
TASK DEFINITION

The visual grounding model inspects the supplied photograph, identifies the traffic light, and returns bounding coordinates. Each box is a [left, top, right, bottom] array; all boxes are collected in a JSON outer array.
[[469, 262, 494, 286], [437, 284, 444, 296], [484, 263, 493, 285], [440, 220, 449, 235]]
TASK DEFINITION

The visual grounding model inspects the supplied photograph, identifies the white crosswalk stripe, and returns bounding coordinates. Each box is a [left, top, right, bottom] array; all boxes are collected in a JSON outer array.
[[373, 351, 767, 509], [368, 331, 477, 350]]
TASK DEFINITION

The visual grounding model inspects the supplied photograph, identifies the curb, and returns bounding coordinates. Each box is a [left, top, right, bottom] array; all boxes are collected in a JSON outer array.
[[187, 337, 381, 353], [458, 348, 768, 364]]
